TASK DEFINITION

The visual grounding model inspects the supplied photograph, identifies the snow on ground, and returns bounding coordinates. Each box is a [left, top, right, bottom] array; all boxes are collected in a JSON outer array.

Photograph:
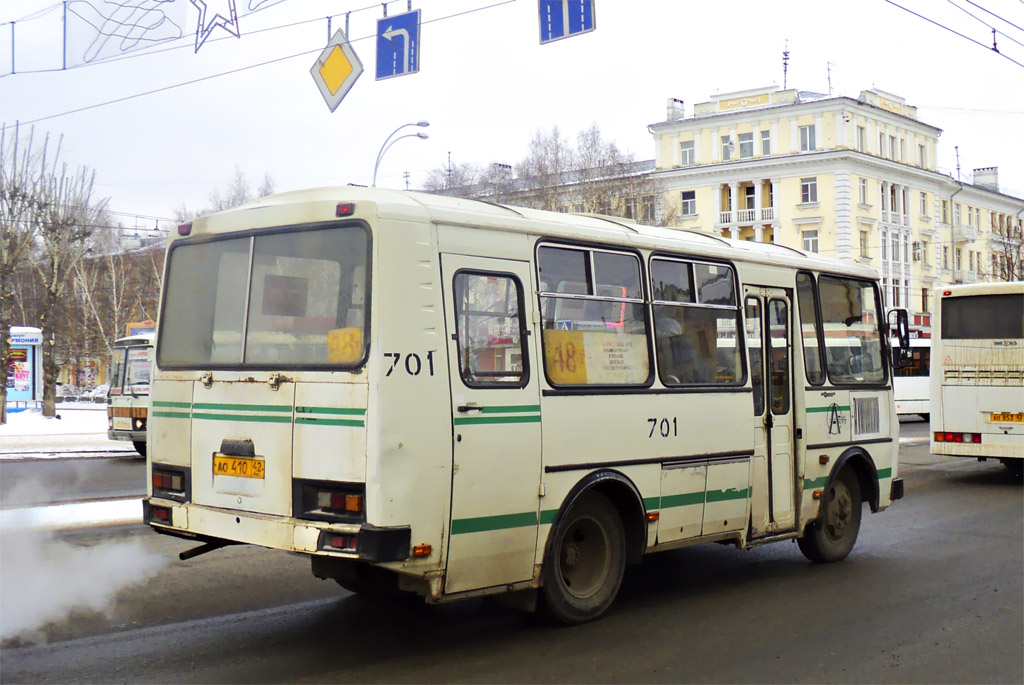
[[0, 404, 133, 458]]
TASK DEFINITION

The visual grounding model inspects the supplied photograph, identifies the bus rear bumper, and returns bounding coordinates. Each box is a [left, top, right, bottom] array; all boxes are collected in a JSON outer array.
[[890, 478, 904, 501]]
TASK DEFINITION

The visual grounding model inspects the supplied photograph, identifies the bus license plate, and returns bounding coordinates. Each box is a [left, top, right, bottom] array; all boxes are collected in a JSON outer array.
[[990, 412, 1024, 423], [213, 455, 265, 479], [112, 416, 132, 430]]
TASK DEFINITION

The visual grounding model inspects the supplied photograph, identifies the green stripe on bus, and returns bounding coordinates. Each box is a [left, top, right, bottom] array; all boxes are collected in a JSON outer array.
[[152, 401, 191, 408], [705, 487, 749, 502], [806, 405, 850, 413], [661, 492, 706, 508], [643, 496, 660, 510], [152, 411, 190, 419], [451, 511, 538, 535], [295, 417, 365, 427], [296, 406, 366, 416], [804, 476, 829, 489], [481, 405, 541, 414], [453, 415, 542, 426], [877, 467, 892, 479], [192, 412, 292, 424], [540, 509, 557, 525], [192, 402, 292, 412]]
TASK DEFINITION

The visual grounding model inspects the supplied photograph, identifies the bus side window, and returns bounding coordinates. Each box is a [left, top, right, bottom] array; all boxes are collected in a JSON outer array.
[[453, 272, 527, 387]]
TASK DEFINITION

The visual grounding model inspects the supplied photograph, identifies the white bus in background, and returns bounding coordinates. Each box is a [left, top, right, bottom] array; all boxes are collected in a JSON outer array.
[[107, 333, 155, 456], [930, 283, 1024, 476], [893, 337, 930, 420], [143, 187, 908, 623]]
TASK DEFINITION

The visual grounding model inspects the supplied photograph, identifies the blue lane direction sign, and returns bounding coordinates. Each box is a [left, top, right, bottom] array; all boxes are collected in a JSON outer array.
[[376, 9, 421, 80], [539, 0, 595, 44]]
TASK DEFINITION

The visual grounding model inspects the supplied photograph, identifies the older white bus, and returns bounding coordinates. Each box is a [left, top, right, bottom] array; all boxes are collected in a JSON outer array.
[[930, 283, 1024, 476], [145, 187, 906, 623], [107, 333, 155, 456], [893, 337, 930, 420]]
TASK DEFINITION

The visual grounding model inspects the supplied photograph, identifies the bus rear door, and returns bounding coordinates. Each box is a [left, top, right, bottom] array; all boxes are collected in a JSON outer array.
[[441, 255, 542, 594]]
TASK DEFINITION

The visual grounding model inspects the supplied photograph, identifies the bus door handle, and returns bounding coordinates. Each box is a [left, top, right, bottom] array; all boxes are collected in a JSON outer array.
[[457, 404, 483, 413]]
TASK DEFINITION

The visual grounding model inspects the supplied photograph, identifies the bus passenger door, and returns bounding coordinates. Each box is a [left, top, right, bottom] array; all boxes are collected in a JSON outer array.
[[441, 255, 542, 595], [744, 286, 797, 537]]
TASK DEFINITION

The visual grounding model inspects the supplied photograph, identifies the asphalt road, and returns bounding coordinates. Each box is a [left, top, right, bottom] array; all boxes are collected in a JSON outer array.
[[1, 423, 1021, 683]]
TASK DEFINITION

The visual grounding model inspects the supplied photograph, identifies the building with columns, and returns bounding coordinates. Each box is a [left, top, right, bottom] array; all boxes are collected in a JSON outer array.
[[648, 86, 1023, 335]]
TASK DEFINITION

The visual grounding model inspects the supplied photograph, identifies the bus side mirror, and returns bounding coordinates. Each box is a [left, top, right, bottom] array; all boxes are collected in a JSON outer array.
[[887, 308, 912, 368]]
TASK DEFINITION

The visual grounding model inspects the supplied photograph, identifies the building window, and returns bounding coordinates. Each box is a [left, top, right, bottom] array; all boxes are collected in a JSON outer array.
[[954, 203, 961, 225], [680, 140, 694, 166], [857, 126, 866, 152], [739, 132, 754, 158], [879, 132, 885, 157], [859, 178, 868, 204], [642, 195, 656, 222], [920, 240, 929, 265], [942, 200, 948, 223], [680, 190, 696, 216], [744, 185, 755, 210], [799, 125, 815, 151], [721, 135, 732, 160], [803, 230, 819, 253], [943, 246, 949, 269], [761, 130, 771, 156], [920, 192, 927, 216], [800, 177, 817, 204], [918, 143, 926, 167], [922, 288, 929, 313], [975, 208, 981, 229], [892, 234, 900, 262], [899, 138, 905, 161], [889, 135, 897, 159], [624, 197, 637, 219], [860, 230, 869, 256], [893, 283, 901, 307], [955, 248, 962, 271], [969, 251, 975, 272]]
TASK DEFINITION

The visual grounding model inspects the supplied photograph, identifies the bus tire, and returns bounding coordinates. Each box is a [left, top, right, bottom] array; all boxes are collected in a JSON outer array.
[[133, 441, 146, 457], [541, 491, 625, 624], [1000, 459, 1023, 478], [798, 468, 862, 563]]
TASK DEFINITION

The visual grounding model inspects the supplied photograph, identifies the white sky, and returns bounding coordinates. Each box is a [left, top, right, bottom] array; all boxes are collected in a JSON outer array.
[[2, 0, 1023, 226]]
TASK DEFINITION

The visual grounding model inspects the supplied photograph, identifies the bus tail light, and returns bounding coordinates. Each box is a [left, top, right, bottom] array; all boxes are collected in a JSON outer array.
[[336, 202, 355, 217], [934, 431, 982, 444], [295, 480, 366, 523], [413, 544, 432, 557], [152, 465, 191, 502]]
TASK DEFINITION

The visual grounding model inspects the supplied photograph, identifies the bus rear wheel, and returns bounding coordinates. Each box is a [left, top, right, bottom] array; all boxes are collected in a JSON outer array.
[[541, 491, 625, 624], [798, 468, 862, 563], [133, 441, 146, 457], [1000, 459, 1023, 478]]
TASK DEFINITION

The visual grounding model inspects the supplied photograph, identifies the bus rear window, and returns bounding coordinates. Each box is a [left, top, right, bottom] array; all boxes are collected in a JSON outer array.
[[941, 294, 1024, 339], [158, 223, 369, 369]]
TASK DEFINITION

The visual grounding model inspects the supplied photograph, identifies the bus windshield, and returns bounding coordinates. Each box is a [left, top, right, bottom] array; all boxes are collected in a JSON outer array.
[[940, 293, 1024, 339], [158, 223, 370, 369]]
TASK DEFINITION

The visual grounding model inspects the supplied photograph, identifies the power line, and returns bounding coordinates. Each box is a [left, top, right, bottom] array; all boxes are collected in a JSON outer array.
[[944, 0, 1024, 50], [882, 0, 1024, 68], [12, 0, 517, 125], [962, 0, 1024, 32]]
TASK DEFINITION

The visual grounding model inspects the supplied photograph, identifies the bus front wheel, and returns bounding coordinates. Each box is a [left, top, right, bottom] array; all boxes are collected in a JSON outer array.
[[798, 468, 862, 563], [541, 491, 626, 624]]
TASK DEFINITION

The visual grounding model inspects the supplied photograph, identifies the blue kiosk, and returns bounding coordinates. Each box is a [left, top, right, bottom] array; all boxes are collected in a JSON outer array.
[[6, 326, 43, 412]]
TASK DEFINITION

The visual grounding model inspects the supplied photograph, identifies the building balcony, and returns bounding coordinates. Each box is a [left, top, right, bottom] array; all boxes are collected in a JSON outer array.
[[953, 224, 978, 242], [954, 269, 978, 284], [718, 207, 775, 226], [881, 210, 910, 227]]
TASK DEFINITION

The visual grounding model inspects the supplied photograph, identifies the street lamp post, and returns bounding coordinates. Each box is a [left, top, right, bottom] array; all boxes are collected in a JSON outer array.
[[372, 120, 429, 187]]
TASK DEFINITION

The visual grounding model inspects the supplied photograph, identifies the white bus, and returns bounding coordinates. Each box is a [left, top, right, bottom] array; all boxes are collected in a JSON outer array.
[[930, 283, 1024, 476], [893, 337, 930, 420], [144, 187, 906, 623], [107, 333, 155, 456]]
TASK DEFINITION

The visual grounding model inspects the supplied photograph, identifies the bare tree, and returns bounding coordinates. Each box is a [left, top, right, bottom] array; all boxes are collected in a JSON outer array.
[[423, 159, 481, 197], [1, 124, 51, 423], [990, 223, 1024, 281], [176, 167, 277, 222]]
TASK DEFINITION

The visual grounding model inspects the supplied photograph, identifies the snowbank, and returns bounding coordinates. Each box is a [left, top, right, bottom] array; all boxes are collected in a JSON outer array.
[[0, 405, 132, 458]]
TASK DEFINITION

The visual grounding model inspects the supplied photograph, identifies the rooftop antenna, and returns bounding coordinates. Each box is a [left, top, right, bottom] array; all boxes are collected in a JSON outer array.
[[403, 171, 410, 190], [955, 145, 961, 181], [782, 40, 790, 89], [827, 61, 835, 96]]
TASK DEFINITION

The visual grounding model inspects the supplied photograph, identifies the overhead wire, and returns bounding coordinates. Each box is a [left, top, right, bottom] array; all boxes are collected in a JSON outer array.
[[9, 0, 518, 125], [962, 0, 1024, 32], [944, 0, 1024, 50], [882, 0, 1024, 68]]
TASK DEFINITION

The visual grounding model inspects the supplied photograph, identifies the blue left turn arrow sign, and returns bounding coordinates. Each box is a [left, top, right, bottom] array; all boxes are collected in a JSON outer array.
[[376, 9, 421, 80]]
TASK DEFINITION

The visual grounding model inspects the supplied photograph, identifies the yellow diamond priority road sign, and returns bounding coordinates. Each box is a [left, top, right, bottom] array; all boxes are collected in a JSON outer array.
[[310, 28, 363, 112]]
